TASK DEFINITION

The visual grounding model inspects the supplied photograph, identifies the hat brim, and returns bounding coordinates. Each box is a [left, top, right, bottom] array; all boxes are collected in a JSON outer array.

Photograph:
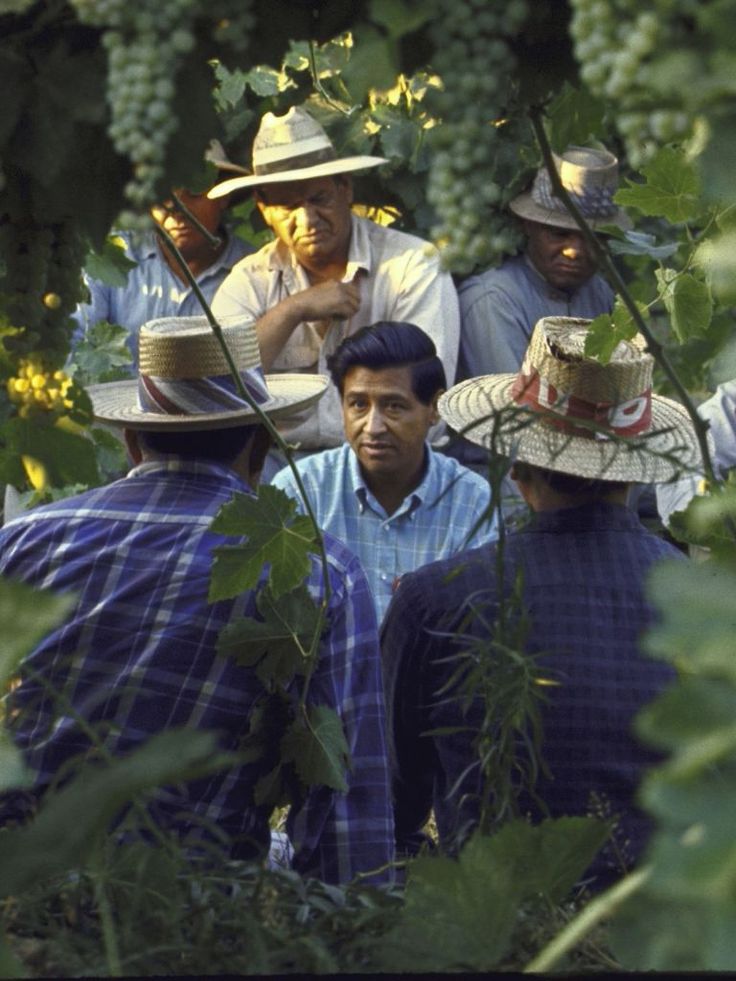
[[88, 373, 328, 432], [440, 375, 702, 484], [207, 156, 388, 199], [510, 191, 632, 232]]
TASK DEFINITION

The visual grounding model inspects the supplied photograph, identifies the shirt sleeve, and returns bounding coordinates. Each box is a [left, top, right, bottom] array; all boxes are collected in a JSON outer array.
[[288, 547, 395, 884], [458, 276, 533, 378]]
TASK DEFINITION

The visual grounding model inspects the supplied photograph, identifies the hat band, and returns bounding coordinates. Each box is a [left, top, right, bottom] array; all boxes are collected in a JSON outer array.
[[511, 368, 652, 439], [254, 144, 339, 177], [532, 168, 618, 219], [138, 366, 269, 417]]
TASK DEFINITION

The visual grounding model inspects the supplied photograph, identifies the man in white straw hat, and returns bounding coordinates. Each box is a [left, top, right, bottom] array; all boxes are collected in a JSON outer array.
[[458, 145, 630, 383], [208, 105, 460, 459], [381, 316, 701, 887], [0, 315, 395, 884]]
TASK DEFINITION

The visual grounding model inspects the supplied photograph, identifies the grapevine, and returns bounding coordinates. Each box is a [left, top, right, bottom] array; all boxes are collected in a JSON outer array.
[[424, 0, 530, 274]]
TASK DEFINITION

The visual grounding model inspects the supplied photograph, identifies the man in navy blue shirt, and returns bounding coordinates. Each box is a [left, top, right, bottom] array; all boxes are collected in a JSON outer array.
[[381, 316, 701, 887]]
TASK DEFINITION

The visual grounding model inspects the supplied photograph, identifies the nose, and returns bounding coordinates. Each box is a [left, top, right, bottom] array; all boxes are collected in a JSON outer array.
[[294, 202, 320, 230], [365, 404, 387, 434], [561, 233, 589, 261]]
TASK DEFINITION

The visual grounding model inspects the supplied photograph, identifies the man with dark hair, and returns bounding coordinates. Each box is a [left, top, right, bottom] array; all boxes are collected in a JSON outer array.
[[272, 321, 496, 622], [382, 317, 702, 886], [209, 107, 460, 453], [0, 315, 395, 884]]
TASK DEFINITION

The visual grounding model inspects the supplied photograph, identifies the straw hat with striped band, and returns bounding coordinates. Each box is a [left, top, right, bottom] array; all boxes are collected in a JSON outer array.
[[87, 315, 328, 431], [207, 106, 387, 199], [440, 317, 702, 484], [510, 146, 631, 232]]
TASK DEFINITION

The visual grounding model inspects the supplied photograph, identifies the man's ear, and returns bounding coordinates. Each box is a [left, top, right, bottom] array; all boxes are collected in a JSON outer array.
[[430, 389, 444, 425], [124, 428, 143, 464]]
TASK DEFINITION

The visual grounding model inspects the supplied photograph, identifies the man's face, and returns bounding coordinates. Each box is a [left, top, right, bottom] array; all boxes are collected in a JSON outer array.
[[523, 219, 599, 292], [256, 176, 353, 270], [151, 189, 227, 262], [342, 365, 440, 487]]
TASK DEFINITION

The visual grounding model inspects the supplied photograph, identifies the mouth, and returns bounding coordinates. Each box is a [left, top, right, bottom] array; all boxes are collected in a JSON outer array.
[[360, 441, 394, 457]]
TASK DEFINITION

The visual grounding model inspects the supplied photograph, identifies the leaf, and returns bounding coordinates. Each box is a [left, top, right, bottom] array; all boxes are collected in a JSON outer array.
[[209, 485, 318, 600], [0, 416, 99, 489], [70, 320, 134, 385], [608, 230, 678, 261], [244, 65, 283, 98], [546, 83, 606, 152], [0, 576, 74, 688], [83, 237, 137, 288], [0, 728, 236, 899], [0, 731, 31, 793], [340, 26, 399, 102], [217, 584, 322, 687], [369, 0, 431, 38], [695, 230, 736, 305], [644, 559, 736, 684], [281, 704, 350, 793], [213, 62, 248, 109], [583, 301, 641, 363], [378, 820, 607, 972], [655, 269, 713, 342], [615, 147, 700, 223]]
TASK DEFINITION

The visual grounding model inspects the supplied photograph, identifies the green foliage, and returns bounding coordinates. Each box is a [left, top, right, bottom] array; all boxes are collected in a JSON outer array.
[[584, 302, 641, 362], [615, 147, 702, 223], [0, 415, 99, 490], [68, 321, 133, 386], [82, 238, 136, 289], [210, 485, 319, 601], [377, 819, 609, 972], [282, 704, 350, 794]]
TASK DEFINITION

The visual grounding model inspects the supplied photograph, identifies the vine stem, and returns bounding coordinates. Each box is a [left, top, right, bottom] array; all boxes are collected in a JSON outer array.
[[91, 841, 123, 977], [528, 108, 717, 486], [523, 866, 650, 973], [153, 225, 332, 666]]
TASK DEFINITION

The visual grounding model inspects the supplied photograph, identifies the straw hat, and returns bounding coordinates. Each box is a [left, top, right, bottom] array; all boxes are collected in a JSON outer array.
[[207, 106, 387, 199], [510, 146, 631, 232], [87, 315, 327, 431], [439, 317, 702, 484]]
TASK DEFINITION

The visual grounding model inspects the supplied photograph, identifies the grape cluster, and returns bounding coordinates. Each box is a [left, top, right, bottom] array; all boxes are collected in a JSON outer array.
[[6, 360, 75, 419], [0, 221, 87, 359], [569, 0, 694, 167], [70, 0, 200, 210], [424, 0, 529, 274]]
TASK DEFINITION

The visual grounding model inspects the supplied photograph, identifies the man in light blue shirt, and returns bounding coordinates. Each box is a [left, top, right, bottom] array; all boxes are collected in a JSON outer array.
[[272, 322, 497, 622]]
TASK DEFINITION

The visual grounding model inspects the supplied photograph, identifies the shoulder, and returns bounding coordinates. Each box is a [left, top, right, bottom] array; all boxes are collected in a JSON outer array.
[[390, 542, 496, 625], [431, 451, 491, 498], [458, 256, 523, 303], [274, 446, 348, 485], [228, 238, 279, 275], [360, 216, 441, 262]]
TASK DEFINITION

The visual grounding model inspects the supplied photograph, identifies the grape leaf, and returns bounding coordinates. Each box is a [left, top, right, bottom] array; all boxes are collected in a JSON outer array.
[[341, 25, 399, 102], [0, 577, 73, 690], [210, 485, 318, 600], [70, 321, 134, 386], [281, 704, 350, 793], [655, 269, 713, 342], [546, 83, 606, 152], [217, 584, 322, 686], [83, 237, 137, 288], [369, 0, 431, 38], [1, 416, 99, 489], [615, 147, 700, 223], [608, 230, 678, 261], [583, 302, 641, 363]]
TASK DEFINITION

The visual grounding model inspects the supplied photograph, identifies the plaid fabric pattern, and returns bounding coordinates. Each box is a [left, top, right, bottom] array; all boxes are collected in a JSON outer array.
[[0, 459, 394, 884], [381, 501, 683, 885], [271, 443, 498, 623]]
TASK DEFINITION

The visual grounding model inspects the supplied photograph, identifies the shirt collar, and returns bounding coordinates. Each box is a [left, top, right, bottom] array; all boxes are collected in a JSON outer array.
[[127, 457, 251, 493], [350, 443, 434, 517], [528, 499, 641, 534]]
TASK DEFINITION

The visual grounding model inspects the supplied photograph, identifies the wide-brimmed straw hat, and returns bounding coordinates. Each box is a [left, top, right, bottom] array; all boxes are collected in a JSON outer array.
[[207, 106, 387, 199], [88, 315, 327, 431], [510, 146, 631, 232], [440, 317, 702, 484]]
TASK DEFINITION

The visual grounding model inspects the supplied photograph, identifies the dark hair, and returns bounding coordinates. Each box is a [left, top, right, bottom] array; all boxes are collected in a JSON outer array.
[[327, 321, 446, 405], [136, 424, 260, 464], [513, 460, 629, 496]]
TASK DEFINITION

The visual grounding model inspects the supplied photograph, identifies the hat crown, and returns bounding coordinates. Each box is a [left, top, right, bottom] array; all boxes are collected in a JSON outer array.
[[139, 315, 260, 380], [252, 106, 336, 176], [531, 145, 620, 220]]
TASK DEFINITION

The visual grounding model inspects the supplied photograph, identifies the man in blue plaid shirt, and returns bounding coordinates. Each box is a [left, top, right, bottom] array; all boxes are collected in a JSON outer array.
[[0, 315, 394, 885]]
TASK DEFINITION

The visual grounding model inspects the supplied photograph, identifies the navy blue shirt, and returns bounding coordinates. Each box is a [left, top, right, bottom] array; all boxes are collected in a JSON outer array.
[[381, 500, 683, 885]]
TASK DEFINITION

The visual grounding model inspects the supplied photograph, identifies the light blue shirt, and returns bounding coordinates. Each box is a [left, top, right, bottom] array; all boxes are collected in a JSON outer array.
[[458, 253, 615, 378], [271, 443, 498, 623], [72, 229, 253, 365]]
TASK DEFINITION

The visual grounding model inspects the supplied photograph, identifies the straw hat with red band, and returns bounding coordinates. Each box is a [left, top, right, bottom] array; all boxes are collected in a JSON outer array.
[[439, 317, 703, 484], [87, 315, 328, 432], [207, 106, 388, 199]]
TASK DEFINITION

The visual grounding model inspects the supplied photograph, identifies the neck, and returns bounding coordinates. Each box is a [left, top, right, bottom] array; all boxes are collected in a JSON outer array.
[[362, 457, 427, 516], [528, 485, 630, 512]]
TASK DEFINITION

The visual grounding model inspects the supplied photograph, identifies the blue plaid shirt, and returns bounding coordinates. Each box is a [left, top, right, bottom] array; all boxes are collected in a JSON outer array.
[[271, 443, 498, 623], [381, 501, 683, 885], [0, 459, 394, 883]]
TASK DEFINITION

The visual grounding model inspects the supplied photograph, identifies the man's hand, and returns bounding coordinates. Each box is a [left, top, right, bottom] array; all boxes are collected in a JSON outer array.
[[257, 277, 361, 370]]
